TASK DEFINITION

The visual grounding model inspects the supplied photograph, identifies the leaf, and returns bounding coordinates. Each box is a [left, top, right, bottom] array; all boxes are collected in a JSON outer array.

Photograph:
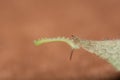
[[80, 39, 120, 70]]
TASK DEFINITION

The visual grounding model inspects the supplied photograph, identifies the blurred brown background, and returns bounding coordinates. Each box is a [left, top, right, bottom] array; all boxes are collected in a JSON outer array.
[[0, 0, 120, 80]]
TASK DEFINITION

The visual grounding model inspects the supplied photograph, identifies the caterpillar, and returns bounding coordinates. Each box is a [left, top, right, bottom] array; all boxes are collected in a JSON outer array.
[[34, 35, 120, 70]]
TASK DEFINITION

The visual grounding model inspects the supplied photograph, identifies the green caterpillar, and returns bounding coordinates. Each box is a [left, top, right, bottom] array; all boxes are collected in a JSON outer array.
[[34, 35, 120, 71]]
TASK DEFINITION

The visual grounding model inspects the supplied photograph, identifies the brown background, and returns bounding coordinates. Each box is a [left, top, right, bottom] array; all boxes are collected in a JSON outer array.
[[0, 0, 120, 80]]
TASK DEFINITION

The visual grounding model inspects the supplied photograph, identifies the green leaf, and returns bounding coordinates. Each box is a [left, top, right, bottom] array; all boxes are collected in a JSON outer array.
[[81, 39, 120, 70]]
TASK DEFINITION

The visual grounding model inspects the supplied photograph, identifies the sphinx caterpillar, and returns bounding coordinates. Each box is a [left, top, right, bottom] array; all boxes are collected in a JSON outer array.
[[34, 35, 120, 70]]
